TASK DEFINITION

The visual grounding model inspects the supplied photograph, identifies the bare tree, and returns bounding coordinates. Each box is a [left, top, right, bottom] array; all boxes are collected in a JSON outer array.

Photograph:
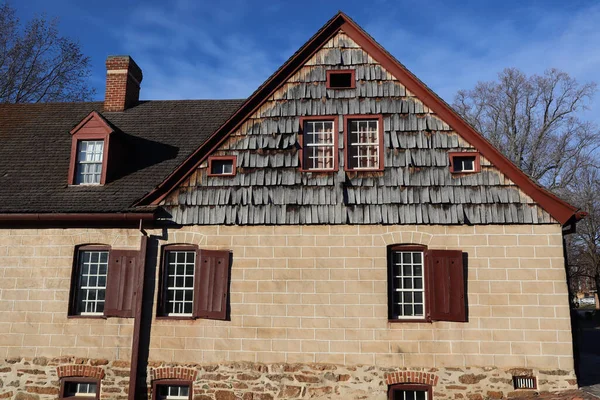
[[0, 2, 94, 103], [565, 166, 600, 308], [453, 68, 599, 190]]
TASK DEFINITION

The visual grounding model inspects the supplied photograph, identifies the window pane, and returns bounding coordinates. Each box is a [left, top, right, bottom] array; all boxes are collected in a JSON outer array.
[[303, 120, 335, 170], [348, 119, 379, 169], [76, 140, 104, 185], [389, 250, 425, 319], [165, 250, 195, 316], [157, 384, 190, 400], [76, 250, 108, 315]]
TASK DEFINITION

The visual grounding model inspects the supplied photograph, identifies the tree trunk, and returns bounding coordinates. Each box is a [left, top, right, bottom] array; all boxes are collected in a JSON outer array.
[[595, 273, 600, 310]]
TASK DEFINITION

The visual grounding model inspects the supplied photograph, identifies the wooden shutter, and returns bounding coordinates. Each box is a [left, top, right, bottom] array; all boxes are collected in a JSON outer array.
[[194, 250, 230, 320], [104, 250, 139, 318], [427, 250, 467, 322]]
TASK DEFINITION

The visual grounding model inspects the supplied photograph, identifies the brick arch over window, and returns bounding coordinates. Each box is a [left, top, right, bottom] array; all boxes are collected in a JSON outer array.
[[385, 371, 438, 386], [57, 365, 105, 379], [380, 231, 433, 247], [163, 231, 207, 247], [149, 367, 198, 382]]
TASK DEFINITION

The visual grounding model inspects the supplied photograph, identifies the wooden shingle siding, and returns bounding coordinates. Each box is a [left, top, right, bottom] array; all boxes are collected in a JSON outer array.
[[162, 32, 554, 225]]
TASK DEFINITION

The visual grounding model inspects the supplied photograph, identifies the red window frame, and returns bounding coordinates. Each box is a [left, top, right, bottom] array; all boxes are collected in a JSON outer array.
[[326, 69, 356, 89], [344, 114, 384, 172], [60, 377, 101, 400], [388, 383, 432, 400], [207, 155, 237, 177], [152, 379, 193, 400], [448, 151, 481, 174], [68, 112, 113, 185], [299, 116, 339, 172]]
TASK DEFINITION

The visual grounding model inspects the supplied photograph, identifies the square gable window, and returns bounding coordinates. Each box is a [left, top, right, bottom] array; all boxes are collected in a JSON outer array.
[[300, 117, 338, 172], [208, 156, 236, 176], [326, 69, 356, 89], [449, 152, 480, 173], [344, 115, 384, 171]]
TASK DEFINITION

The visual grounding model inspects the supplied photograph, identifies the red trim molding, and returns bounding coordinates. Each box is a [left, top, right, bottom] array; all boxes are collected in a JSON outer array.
[[299, 116, 339, 172], [136, 12, 580, 225], [207, 155, 237, 177], [448, 151, 481, 174], [149, 367, 198, 382], [57, 365, 105, 379], [68, 111, 113, 186], [326, 69, 356, 89], [343, 114, 384, 172], [0, 213, 155, 222], [385, 371, 438, 386]]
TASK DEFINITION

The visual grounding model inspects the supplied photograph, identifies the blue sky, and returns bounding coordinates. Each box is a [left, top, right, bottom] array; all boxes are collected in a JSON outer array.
[[13, 0, 600, 121]]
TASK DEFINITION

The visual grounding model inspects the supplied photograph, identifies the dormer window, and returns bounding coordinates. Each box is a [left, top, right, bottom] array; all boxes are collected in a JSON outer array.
[[76, 140, 105, 185], [449, 152, 480, 174], [68, 111, 113, 186]]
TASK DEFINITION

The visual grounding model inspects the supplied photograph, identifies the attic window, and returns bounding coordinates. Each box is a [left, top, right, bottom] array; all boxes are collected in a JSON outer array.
[[76, 141, 104, 184], [208, 156, 236, 176], [326, 70, 355, 89], [449, 152, 480, 174], [68, 111, 113, 186]]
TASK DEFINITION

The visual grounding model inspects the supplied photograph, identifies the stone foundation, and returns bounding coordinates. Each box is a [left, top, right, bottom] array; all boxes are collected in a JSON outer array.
[[0, 358, 579, 399]]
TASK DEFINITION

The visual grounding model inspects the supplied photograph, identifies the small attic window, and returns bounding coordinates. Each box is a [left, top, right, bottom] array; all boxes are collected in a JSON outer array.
[[208, 156, 236, 177], [76, 140, 105, 185], [326, 70, 355, 89], [449, 152, 480, 174]]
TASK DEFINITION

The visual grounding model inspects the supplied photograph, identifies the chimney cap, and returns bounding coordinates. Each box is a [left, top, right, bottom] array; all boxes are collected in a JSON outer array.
[[105, 55, 143, 83]]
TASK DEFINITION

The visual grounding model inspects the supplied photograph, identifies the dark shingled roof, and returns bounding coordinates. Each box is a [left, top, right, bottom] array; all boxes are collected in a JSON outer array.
[[0, 100, 244, 213]]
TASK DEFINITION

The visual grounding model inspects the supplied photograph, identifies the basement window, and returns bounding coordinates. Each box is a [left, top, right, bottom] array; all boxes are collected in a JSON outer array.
[[208, 156, 236, 176], [513, 375, 537, 390], [388, 384, 432, 400], [153, 381, 192, 400], [326, 70, 356, 89], [449, 152, 480, 173], [60, 378, 99, 399]]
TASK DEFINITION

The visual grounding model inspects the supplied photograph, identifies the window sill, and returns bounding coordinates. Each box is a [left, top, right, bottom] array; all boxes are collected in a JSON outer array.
[[388, 318, 430, 323], [67, 314, 107, 320], [155, 316, 196, 321], [344, 167, 384, 173], [299, 168, 337, 173]]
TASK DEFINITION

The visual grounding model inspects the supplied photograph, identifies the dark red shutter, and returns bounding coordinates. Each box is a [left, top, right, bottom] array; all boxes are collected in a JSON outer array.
[[194, 250, 230, 320], [104, 250, 139, 318], [428, 250, 466, 322]]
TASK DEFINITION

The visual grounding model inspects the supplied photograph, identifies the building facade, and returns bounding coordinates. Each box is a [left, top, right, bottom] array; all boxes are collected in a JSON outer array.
[[0, 12, 582, 400]]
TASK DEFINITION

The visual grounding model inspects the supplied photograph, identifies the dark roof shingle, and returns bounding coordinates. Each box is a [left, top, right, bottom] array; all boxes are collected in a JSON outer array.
[[0, 100, 243, 213]]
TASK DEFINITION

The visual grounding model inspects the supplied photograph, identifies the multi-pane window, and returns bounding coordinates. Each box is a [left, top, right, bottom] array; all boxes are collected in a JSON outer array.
[[453, 156, 476, 172], [390, 388, 428, 400], [347, 119, 380, 170], [389, 250, 425, 319], [62, 380, 98, 398], [164, 251, 195, 316], [208, 156, 236, 176], [76, 140, 104, 184], [76, 250, 109, 315], [156, 384, 190, 400], [303, 120, 335, 170]]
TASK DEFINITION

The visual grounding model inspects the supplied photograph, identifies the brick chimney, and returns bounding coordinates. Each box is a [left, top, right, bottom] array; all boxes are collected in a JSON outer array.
[[104, 56, 143, 112]]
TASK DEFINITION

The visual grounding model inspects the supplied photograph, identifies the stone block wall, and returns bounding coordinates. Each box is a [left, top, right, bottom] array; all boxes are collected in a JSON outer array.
[[0, 228, 139, 361], [148, 225, 573, 374]]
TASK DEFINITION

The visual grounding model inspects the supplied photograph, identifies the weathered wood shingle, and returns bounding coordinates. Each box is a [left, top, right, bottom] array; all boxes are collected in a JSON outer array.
[[162, 32, 554, 225]]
